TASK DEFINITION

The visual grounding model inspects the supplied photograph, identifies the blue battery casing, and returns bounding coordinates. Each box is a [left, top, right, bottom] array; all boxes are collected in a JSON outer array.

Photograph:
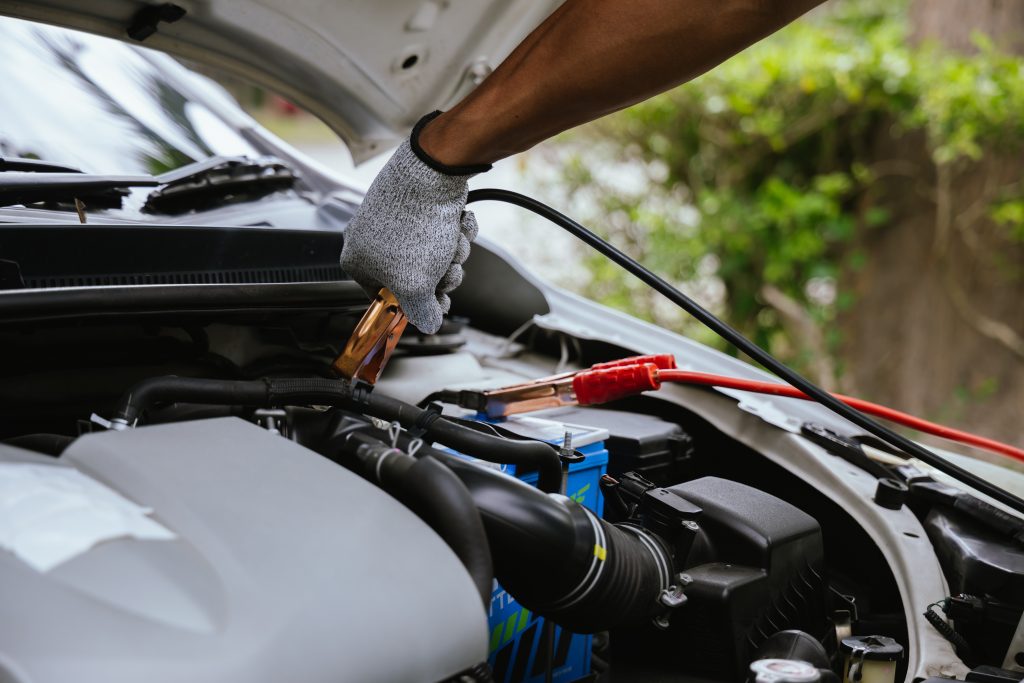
[[448, 416, 609, 683]]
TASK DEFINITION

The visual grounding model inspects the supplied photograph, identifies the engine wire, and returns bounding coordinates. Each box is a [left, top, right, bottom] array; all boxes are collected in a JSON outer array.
[[466, 188, 1024, 514], [924, 600, 974, 665]]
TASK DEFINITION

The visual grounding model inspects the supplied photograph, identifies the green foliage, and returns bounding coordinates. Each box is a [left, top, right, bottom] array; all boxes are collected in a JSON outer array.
[[990, 197, 1024, 241], [549, 1, 1024, 374]]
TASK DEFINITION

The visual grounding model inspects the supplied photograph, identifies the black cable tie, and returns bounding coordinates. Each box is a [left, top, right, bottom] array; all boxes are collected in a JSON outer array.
[[350, 381, 373, 406], [408, 402, 444, 440]]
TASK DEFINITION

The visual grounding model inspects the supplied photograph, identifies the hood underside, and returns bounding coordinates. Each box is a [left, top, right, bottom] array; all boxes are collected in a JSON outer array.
[[0, 0, 562, 162]]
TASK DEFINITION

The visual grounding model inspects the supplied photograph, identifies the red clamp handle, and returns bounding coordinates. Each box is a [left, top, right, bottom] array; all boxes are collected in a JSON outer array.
[[573, 363, 661, 406], [591, 354, 676, 372]]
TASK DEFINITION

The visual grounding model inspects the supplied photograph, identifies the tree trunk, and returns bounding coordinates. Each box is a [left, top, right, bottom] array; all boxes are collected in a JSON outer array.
[[909, 0, 1024, 53], [838, 0, 1024, 454]]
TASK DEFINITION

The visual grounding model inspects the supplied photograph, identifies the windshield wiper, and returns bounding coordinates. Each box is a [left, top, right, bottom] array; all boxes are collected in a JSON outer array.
[[0, 157, 84, 174], [143, 156, 298, 214], [0, 172, 158, 209], [0, 156, 297, 213]]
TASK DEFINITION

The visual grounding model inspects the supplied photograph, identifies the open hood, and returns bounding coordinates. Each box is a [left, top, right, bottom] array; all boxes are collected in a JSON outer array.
[[0, 0, 561, 162]]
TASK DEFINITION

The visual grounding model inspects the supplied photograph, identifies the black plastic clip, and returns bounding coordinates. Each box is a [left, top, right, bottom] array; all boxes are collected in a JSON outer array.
[[801, 422, 891, 479], [127, 3, 186, 42], [408, 402, 443, 440], [350, 380, 374, 406]]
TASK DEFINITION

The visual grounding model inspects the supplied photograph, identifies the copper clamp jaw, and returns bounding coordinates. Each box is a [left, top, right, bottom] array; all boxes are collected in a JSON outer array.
[[332, 288, 408, 385]]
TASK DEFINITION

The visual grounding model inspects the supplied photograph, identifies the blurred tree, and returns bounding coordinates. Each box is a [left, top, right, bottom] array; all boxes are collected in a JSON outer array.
[[842, 0, 1024, 446], [545, 0, 1024, 447], [910, 0, 1024, 53]]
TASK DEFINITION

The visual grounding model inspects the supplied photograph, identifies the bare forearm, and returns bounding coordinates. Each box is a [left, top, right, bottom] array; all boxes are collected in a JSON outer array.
[[420, 0, 823, 166]]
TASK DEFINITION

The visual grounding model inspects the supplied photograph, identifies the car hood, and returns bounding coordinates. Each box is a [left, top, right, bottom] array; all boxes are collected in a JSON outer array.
[[0, 0, 561, 162]]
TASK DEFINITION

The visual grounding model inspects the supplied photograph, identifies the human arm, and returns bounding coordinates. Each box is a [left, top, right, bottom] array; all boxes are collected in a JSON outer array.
[[420, 0, 825, 166], [341, 0, 825, 334]]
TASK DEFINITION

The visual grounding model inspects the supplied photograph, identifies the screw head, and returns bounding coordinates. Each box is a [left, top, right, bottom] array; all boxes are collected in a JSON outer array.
[[468, 60, 492, 84], [659, 588, 688, 609]]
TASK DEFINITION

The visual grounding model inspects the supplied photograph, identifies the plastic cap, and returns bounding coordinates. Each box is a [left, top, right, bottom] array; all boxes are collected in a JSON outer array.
[[839, 635, 904, 661], [573, 364, 660, 406], [873, 478, 908, 510], [592, 354, 676, 371], [749, 659, 821, 683]]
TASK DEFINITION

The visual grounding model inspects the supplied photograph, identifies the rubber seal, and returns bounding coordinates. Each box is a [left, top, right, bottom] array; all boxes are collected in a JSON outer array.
[[410, 111, 493, 177]]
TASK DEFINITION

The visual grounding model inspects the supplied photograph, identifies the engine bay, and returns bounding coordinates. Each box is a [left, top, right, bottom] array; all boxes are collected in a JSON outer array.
[[1, 295, 1022, 683]]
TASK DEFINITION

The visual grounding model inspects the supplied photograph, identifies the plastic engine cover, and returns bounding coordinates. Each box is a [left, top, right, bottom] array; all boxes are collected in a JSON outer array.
[[0, 418, 487, 683]]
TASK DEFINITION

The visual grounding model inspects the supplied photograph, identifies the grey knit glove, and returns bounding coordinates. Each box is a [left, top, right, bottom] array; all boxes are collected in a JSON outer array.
[[340, 112, 490, 334]]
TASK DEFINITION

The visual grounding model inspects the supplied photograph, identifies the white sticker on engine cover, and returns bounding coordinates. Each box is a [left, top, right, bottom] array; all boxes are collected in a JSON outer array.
[[0, 463, 175, 572]]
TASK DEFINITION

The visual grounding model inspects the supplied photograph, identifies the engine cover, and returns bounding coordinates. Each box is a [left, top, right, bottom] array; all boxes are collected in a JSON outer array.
[[0, 418, 487, 683]]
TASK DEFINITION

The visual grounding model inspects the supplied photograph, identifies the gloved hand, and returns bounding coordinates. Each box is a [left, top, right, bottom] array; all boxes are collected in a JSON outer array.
[[340, 111, 491, 334]]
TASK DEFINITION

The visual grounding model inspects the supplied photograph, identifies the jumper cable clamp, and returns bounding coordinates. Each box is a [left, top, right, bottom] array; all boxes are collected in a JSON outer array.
[[332, 287, 408, 385], [449, 354, 676, 418]]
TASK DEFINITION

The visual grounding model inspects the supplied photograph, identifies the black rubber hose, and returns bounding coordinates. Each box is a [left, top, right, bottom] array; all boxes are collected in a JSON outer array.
[[467, 188, 1024, 514], [402, 457, 494, 605], [342, 433, 493, 606], [112, 376, 562, 492], [359, 392, 562, 492], [341, 426, 673, 631], [432, 449, 674, 633], [113, 376, 270, 425]]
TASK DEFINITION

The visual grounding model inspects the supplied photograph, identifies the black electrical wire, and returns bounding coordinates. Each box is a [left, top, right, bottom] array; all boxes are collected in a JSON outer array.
[[924, 603, 974, 665], [467, 188, 1024, 515]]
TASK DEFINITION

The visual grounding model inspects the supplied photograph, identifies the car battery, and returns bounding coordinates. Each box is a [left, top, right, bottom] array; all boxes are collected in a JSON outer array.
[[446, 415, 609, 683], [536, 407, 693, 486]]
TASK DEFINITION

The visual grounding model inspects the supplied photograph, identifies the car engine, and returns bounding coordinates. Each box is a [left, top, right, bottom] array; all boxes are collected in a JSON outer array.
[[2, 263, 1017, 683]]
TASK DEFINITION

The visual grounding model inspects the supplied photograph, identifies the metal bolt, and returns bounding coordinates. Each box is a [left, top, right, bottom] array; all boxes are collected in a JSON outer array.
[[683, 520, 700, 531], [676, 572, 693, 587], [467, 60, 493, 84], [559, 430, 573, 495], [652, 614, 671, 630]]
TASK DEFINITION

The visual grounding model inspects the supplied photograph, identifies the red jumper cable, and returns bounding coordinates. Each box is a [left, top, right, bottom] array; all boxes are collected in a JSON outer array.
[[448, 355, 1024, 464]]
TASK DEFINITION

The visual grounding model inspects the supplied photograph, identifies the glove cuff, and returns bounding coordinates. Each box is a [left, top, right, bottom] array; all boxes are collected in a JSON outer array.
[[410, 111, 493, 177]]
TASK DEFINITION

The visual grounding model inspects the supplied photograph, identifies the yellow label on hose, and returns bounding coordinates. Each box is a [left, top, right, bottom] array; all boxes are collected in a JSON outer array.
[[594, 544, 607, 561]]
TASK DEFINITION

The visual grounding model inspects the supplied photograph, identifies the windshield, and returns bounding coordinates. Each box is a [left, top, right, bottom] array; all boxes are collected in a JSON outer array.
[[0, 16, 259, 177]]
